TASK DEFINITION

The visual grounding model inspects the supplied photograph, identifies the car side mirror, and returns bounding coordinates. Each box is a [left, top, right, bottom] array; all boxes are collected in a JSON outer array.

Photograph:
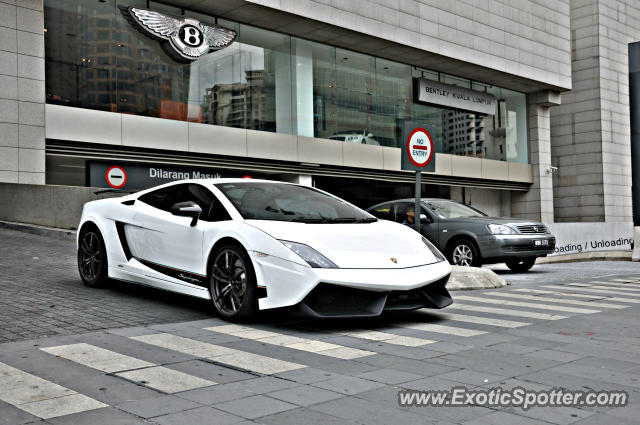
[[170, 201, 202, 227], [420, 213, 429, 223]]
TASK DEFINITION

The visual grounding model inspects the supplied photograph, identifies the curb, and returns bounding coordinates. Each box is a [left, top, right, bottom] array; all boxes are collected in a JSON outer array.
[[537, 251, 632, 264], [0, 220, 76, 241]]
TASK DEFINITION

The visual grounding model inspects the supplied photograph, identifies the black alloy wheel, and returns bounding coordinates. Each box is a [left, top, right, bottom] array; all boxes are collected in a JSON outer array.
[[78, 227, 108, 287], [505, 257, 537, 272], [209, 245, 257, 319]]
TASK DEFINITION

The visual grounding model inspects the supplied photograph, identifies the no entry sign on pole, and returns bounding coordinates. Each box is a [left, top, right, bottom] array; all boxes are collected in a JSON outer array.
[[406, 128, 434, 168], [402, 122, 436, 172], [401, 122, 437, 233]]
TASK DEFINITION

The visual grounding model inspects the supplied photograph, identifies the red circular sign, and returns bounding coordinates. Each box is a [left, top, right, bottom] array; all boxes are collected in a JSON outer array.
[[406, 128, 434, 168], [105, 166, 127, 189]]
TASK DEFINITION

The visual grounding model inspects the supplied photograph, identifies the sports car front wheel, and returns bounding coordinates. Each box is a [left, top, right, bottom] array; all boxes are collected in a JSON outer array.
[[209, 244, 257, 320]]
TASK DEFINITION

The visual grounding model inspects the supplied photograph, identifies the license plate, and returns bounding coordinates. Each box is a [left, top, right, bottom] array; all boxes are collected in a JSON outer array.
[[534, 240, 549, 247]]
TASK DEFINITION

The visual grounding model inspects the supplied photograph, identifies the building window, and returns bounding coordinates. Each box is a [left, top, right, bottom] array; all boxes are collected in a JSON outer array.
[[43, 0, 528, 164]]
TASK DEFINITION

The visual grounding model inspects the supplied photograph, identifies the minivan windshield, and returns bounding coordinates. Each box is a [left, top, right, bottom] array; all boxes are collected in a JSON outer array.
[[215, 182, 376, 223], [423, 199, 486, 219]]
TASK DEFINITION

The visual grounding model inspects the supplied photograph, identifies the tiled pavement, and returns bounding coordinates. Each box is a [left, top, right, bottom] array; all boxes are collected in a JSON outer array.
[[0, 228, 211, 343], [3, 227, 640, 424], [2, 275, 640, 424], [1, 226, 637, 343]]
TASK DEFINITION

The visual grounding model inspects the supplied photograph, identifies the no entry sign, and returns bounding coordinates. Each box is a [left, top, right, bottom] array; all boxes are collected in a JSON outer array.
[[402, 122, 436, 172], [407, 128, 434, 168], [106, 166, 127, 188]]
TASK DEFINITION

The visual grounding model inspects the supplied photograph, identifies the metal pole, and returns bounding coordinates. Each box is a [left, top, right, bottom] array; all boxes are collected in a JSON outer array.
[[414, 170, 421, 233]]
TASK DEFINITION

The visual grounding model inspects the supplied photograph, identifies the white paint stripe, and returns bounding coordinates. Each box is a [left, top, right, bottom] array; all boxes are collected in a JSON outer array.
[[488, 292, 629, 309], [454, 295, 601, 314], [608, 297, 640, 304], [590, 281, 640, 287], [432, 312, 529, 328], [572, 283, 640, 293], [41, 343, 154, 373], [0, 362, 106, 419], [131, 333, 305, 375], [448, 303, 566, 320], [393, 322, 487, 337], [132, 333, 236, 358], [41, 343, 215, 393], [205, 325, 376, 358], [513, 288, 611, 299], [115, 366, 215, 393], [529, 288, 640, 305], [336, 330, 436, 347], [313, 347, 379, 359], [285, 340, 343, 353], [589, 282, 640, 291], [542, 285, 640, 299]]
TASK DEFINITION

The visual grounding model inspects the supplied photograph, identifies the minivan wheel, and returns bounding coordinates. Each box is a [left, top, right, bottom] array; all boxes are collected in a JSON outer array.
[[448, 239, 480, 267], [505, 257, 536, 272]]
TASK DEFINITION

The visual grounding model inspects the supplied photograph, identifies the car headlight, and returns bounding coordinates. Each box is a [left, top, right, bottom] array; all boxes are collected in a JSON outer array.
[[422, 236, 446, 262], [279, 240, 338, 268], [488, 224, 517, 235]]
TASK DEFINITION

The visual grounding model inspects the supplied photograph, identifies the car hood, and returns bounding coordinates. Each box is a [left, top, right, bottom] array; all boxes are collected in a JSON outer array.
[[246, 219, 438, 269]]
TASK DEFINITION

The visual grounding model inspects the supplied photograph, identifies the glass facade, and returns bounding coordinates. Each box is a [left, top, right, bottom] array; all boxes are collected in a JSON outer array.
[[44, 0, 528, 164]]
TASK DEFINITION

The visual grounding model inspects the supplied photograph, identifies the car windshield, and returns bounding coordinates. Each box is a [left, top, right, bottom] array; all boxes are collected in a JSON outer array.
[[215, 182, 376, 223], [423, 199, 486, 219]]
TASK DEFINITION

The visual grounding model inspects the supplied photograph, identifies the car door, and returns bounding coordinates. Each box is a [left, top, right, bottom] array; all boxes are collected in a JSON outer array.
[[393, 201, 440, 246], [128, 183, 214, 282]]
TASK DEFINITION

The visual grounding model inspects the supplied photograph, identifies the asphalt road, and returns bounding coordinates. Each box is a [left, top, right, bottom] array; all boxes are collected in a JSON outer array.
[[2, 227, 640, 424]]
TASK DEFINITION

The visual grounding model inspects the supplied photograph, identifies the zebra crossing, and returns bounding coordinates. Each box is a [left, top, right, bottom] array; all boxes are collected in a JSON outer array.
[[1, 276, 639, 420], [0, 362, 106, 419], [131, 332, 307, 374], [204, 324, 377, 358], [448, 302, 567, 320], [41, 343, 216, 393]]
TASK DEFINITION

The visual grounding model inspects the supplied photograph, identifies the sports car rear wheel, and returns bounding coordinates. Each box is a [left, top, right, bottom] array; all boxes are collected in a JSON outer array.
[[209, 245, 257, 320], [78, 225, 108, 287]]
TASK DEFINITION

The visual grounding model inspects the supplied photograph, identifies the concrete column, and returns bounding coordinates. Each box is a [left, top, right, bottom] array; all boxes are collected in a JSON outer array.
[[274, 38, 313, 137], [0, 0, 46, 185], [274, 45, 293, 135], [291, 38, 314, 137], [511, 90, 560, 223]]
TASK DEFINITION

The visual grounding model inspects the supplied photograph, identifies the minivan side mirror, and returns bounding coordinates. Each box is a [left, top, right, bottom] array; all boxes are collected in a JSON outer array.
[[170, 201, 202, 227], [420, 213, 429, 223]]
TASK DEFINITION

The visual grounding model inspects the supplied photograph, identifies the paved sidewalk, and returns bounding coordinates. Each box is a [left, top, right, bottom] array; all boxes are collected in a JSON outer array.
[[0, 228, 210, 343], [1, 276, 640, 424], [2, 227, 640, 423]]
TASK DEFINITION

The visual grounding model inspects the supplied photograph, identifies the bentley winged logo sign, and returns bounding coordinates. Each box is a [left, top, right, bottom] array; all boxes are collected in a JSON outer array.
[[128, 7, 236, 62]]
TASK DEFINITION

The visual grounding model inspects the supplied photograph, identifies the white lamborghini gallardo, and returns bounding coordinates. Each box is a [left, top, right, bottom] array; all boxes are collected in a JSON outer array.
[[77, 179, 452, 320]]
